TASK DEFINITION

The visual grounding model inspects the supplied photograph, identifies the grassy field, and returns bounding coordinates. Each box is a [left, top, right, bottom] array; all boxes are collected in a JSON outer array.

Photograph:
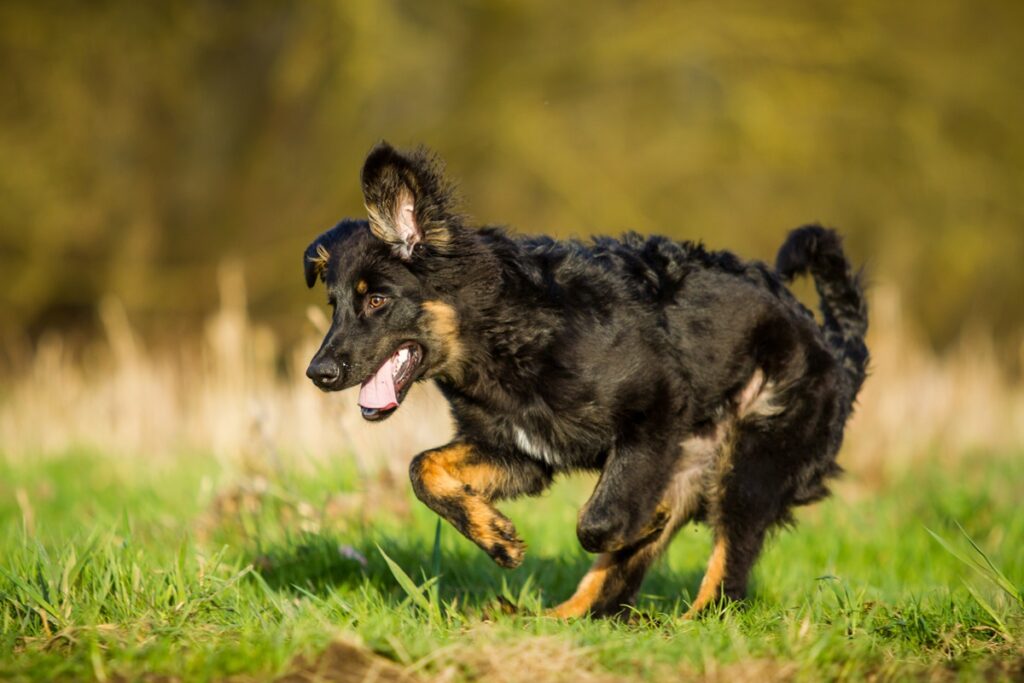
[[1, 448, 1021, 682], [1, 285, 1022, 681]]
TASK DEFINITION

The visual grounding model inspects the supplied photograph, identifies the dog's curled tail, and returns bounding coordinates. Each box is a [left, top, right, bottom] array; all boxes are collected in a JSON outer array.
[[776, 225, 869, 393]]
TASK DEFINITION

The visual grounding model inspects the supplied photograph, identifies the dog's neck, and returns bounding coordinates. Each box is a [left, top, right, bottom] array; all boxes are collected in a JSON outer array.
[[433, 234, 566, 411]]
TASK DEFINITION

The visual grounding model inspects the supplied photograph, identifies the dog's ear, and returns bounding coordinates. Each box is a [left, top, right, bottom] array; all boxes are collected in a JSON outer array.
[[361, 142, 459, 260], [303, 220, 365, 288], [303, 239, 331, 288]]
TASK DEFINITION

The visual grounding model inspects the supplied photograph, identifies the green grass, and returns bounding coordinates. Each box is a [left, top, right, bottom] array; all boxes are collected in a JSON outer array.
[[1, 450, 1021, 682]]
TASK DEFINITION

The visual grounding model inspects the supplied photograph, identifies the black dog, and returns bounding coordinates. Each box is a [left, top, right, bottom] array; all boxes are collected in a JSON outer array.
[[304, 143, 868, 618]]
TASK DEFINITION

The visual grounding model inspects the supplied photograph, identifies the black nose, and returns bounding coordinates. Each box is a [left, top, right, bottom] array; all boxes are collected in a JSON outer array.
[[306, 356, 341, 389]]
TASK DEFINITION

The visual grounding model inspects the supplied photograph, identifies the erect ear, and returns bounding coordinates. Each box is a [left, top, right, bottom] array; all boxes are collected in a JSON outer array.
[[302, 220, 365, 288], [360, 142, 459, 260]]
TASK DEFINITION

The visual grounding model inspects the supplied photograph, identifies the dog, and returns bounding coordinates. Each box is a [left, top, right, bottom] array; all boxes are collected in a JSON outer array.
[[303, 142, 868, 618]]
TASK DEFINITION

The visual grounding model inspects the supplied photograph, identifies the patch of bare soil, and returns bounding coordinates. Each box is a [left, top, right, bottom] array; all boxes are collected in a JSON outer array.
[[280, 637, 418, 683]]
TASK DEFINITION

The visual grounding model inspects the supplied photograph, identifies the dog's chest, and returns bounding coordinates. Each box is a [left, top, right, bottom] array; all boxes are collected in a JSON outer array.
[[511, 424, 563, 466]]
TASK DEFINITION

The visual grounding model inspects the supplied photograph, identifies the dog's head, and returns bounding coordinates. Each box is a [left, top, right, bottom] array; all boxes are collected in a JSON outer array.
[[303, 142, 470, 421]]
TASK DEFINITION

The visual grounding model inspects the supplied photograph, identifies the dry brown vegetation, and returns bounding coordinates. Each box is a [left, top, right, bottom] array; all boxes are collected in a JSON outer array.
[[1, 267, 1021, 484]]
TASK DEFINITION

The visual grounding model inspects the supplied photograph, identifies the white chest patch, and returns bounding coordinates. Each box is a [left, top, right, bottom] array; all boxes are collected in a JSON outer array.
[[513, 426, 560, 466]]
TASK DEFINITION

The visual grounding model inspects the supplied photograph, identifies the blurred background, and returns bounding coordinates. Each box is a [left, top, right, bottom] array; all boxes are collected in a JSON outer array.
[[1, 0, 1022, 474]]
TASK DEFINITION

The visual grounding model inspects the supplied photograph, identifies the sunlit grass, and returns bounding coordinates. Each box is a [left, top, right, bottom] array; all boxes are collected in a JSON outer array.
[[1, 280, 1022, 680], [1, 450, 1021, 681]]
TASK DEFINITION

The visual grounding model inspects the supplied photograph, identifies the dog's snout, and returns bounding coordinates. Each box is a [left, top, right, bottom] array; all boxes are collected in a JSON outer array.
[[306, 356, 341, 389]]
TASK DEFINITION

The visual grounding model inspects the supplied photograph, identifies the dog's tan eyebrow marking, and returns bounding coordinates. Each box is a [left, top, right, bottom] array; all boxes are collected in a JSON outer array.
[[355, 279, 368, 295]]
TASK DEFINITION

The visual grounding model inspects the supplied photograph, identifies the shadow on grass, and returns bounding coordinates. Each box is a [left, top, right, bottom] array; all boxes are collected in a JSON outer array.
[[248, 528, 709, 616]]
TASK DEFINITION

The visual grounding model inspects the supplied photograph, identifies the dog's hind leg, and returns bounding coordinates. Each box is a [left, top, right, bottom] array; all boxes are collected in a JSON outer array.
[[682, 506, 772, 618], [409, 441, 551, 569], [683, 423, 802, 618], [549, 462, 704, 618]]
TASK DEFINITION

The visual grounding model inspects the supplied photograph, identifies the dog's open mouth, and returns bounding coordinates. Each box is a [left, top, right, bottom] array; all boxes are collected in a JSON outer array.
[[358, 342, 423, 421]]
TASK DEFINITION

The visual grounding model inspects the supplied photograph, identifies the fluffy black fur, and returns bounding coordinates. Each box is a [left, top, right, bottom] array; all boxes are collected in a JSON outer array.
[[304, 142, 869, 617]]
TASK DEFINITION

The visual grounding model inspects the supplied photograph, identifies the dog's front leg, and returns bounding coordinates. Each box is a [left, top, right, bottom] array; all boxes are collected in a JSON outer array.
[[409, 441, 551, 568], [576, 429, 680, 554]]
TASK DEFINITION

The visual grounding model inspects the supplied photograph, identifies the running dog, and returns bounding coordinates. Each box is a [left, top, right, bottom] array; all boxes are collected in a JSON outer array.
[[303, 142, 868, 618]]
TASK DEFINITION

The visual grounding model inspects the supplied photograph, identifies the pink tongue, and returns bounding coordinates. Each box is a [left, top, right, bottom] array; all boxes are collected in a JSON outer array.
[[358, 355, 399, 410]]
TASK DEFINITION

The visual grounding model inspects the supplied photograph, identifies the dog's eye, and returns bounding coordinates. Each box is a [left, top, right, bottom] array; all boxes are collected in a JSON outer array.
[[367, 294, 388, 310]]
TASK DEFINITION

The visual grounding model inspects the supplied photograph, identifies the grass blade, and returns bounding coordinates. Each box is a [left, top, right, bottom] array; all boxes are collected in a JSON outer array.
[[377, 545, 439, 620], [954, 522, 1022, 605], [927, 526, 1023, 608], [963, 581, 1014, 643], [430, 519, 443, 580], [0, 566, 65, 627], [429, 519, 443, 605]]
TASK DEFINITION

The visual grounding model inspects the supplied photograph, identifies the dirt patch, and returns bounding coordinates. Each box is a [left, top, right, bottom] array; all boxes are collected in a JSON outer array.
[[421, 632, 624, 683], [686, 659, 796, 682], [280, 637, 418, 683], [279, 632, 1023, 683]]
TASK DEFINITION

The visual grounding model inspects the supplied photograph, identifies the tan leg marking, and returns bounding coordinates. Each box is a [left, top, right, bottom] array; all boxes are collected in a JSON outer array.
[[550, 458, 712, 619], [547, 554, 615, 618], [415, 443, 525, 568], [415, 444, 468, 498], [419, 444, 514, 498], [683, 537, 728, 619]]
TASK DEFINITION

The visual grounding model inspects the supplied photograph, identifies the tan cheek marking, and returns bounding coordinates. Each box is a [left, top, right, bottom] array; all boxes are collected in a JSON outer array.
[[422, 301, 465, 377], [547, 553, 614, 618], [684, 538, 728, 618], [355, 279, 368, 295]]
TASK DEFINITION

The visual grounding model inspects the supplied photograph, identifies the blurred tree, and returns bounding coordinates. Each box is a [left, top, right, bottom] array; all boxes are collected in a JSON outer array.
[[0, 0, 1021, 354]]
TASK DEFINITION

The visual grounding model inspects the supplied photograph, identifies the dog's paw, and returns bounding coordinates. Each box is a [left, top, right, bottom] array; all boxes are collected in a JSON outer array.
[[484, 515, 526, 569], [486, 536, 526, 568]]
